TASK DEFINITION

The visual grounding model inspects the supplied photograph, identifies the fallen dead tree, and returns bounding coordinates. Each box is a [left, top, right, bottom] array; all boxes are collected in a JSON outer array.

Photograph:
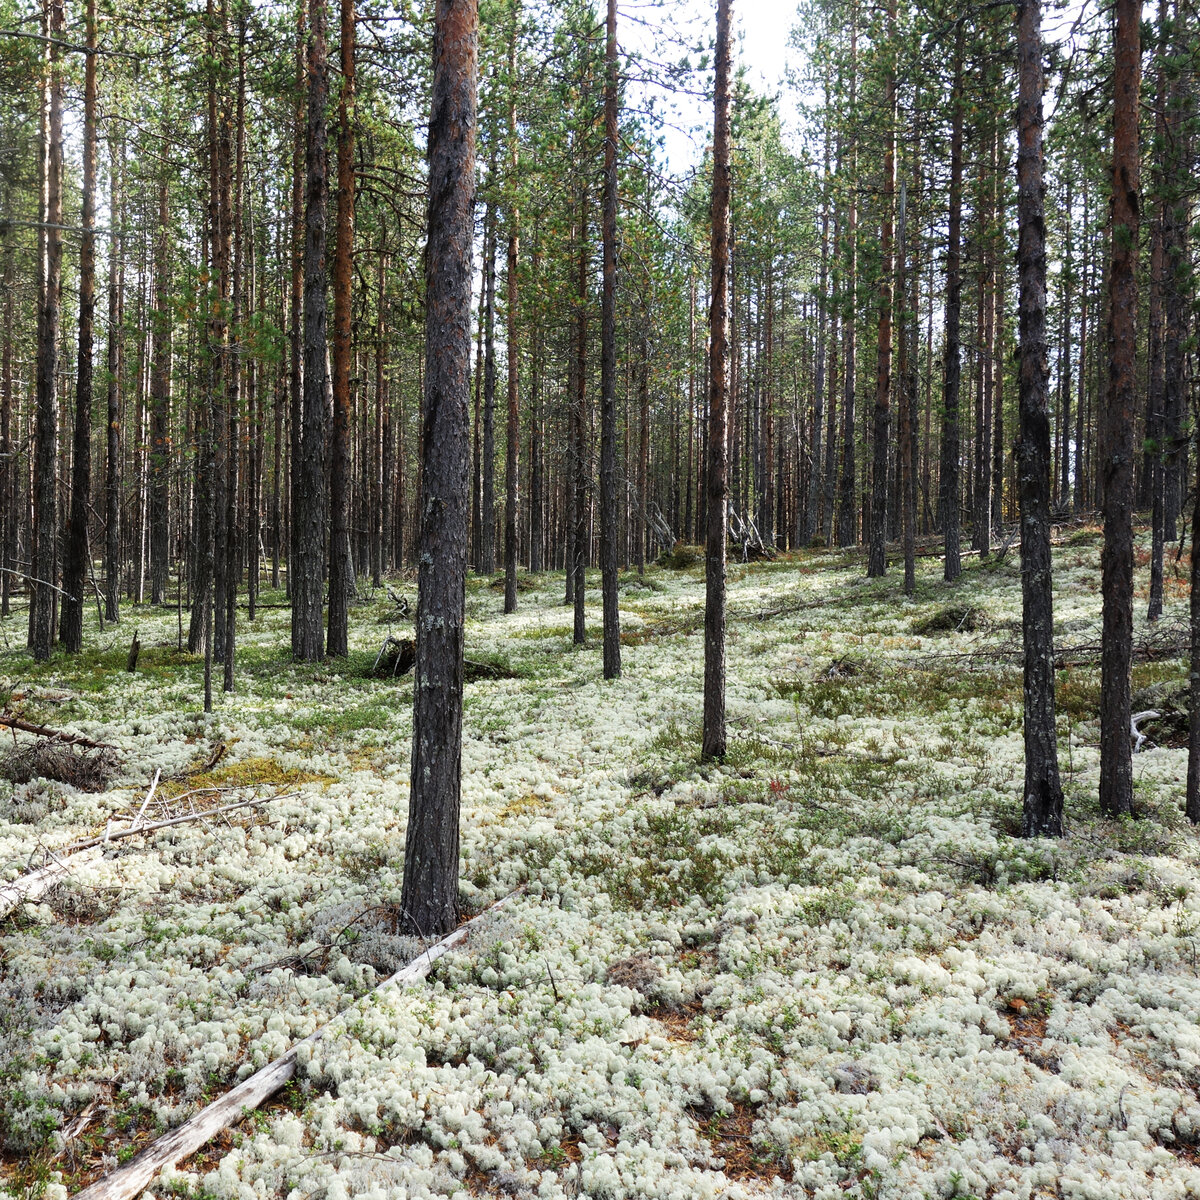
[[71, 891, 521, 1200], [0, 783, 287, 919], [0, 713, 115, 749], [915, 621, 1189, 672]]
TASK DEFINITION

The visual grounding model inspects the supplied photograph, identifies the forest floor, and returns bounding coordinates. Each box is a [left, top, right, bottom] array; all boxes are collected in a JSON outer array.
[[1, 530, 1199, 1200]]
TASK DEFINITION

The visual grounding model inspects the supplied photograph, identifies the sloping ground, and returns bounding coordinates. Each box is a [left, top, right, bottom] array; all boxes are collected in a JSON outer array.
[[1, 538, 1198, 1200]]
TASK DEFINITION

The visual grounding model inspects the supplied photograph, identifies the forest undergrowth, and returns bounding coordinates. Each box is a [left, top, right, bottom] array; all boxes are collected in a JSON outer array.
[[1, 533, 1198, 1200]]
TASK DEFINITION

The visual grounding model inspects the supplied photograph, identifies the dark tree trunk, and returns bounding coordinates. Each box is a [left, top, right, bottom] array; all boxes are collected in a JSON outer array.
[[481, 207, 496, 576], [373, 247, 387, 583], [992, 148, 1009, 537], [529, 238, 543, 573], [503, 1, 521, 615], [0, 178, 12, 619], [327, 0, 356, 656], [702, 0, 732, 763], [806, 93, 831, 547], [1161, 39, 1186, 549], [685, 280, 695, 543], [211, 43, 233, 670], [973, 127, 998, 558], [401, 0, 477, 937], [1073, 188, 1089, 513], [61, 0, 97, 653], [293, 0, 329, 661], [571, 186, 588, 646], [939, 22, 965, 583], [1099, 0, 1140, 818], [1015, 0, 1064, 838], [835, 14, 857, 549], [222, 23, 244, 693], [763, 267, 775, 548], [636, 324, 649, 574], [149, 176, 172, 607], [1059, 183, 1074, 511], [1189, 451, 1200, 823], [868, 7, 895, 580], [471, 278, 483, 571], [288, 0, 306, 603], [247, 204, 262, 620], [30, 0, 64, 661], [1147, 0, 1172, 621], [599, 0, 621, 675], [898, 180, 916, 596]]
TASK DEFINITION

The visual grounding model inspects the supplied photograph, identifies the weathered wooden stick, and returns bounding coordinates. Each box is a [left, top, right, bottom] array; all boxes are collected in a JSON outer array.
[[0, 855, 84, 917], [0, 714, 115, 749], [49, 793, 284, 857], [1, 794, 287, 919], [131, 769, 161, 829], [71, 892, 520, 1200]]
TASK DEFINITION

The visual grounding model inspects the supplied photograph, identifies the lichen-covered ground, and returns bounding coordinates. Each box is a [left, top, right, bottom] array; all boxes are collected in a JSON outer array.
[[2, 534, 1199, 1200]]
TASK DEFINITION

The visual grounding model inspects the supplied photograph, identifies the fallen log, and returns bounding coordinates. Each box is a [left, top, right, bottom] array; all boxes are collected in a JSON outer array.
[[0, 855, 85, 919], [1, 791, 287, 920], [71, 891, 521, 1200], [48, 792, 284, 858], [0, 714, 115, 750]]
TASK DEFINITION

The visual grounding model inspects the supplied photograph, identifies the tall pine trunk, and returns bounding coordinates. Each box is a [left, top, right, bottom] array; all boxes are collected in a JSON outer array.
[[868, 3, 895, 579], [61, 0, 97, 653], [939, 22, 965, 583], [481, 206, 496, 576], [0, 177, 13, 619], [702, 0, 732, 763], [1099, 0, 1140, 817], [571, 187, 588, 646], [401, 0, 477, 936], [1016, 0, 1063, 837], [149, 175, 172, 607], [599, 0, 621, 675], [293, 0, 329, 661], [30, 0, 64, 660], [328, 0, 356, 656], [288, 0, 306, 603], [105, 142, 124, 623], [503, 1, 522, 614]]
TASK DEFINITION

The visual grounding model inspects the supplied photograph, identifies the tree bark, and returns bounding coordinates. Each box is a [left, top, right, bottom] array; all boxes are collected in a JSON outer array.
[[223, 18, 244, 692], [939, 22, 965, 583], [898, 180, 916, 597], [401, 0, 477, 937], [481, 205, 496, 576], [149, 175, 171, 607], [599, 0, 621, 675], [0, 176, 12, 619], [503, 1, 522, 614], [806, 86, 831, 547], [327, 0, 356, 656], [293, 0, 329, 662], [1147, 0, 1172, 621], [702, 0, 732, 763], [30, 0, 64, 661], [571, 186, 588, 646], [1015, 0, 1064, 838], [1099, 0, 1140, 818], [868, 4, 895, 579], [288, 0, 306, 603], [835, 12, 857, 549], [60, 0, 97, 653]]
